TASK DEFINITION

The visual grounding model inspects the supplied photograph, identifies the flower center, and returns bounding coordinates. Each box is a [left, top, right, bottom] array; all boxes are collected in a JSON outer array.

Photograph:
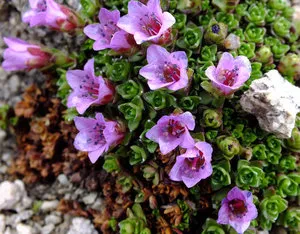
[[184, 151, 205, 171], [79, 75, 100, 98], [140, 13, 162, 36], [36, 0, 47, 12], [228, 199, 247, 216], [219, 67, 239, 86], [212, 24, 220, 34], [99, 21, 119, 40], [165, 119, 185, 138], [89, 122, 107, 145], [163, 63, 181, 83]]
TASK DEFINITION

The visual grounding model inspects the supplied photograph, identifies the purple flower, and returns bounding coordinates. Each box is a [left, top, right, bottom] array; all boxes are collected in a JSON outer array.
[[146, 112, 195, 154], [22, 0, 83, 32], [84, 8, 136, 52], [169, 142, 213, 188], [2, 37, 52, 71], [205, 52, 251, 95], [117, 0, 176, 45], [139, 45, 188, 91], [22, 0, 47, 27], [217, 186, 258, 234], [74, 113, 125, 163], [66, 58, 115, 114]]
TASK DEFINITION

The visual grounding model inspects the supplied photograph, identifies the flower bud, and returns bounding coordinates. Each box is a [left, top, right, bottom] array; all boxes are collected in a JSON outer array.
[[216, 135, 241, 159], [204, 19, 228, 46], [278, 54, 300, 81], [256, 46, 273, 64], [224, 33, 241, 50], [202, 109, 222, 128]]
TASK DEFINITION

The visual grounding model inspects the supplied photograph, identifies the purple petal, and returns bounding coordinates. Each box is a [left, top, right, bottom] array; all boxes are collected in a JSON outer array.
[[234, 66, 251, 87], [3, 37, 34, 51], [158, 12, 175, 35], [95, 113, 106, 123], [84, 58, 95, 78], [93, 38, 110, 51], [29, 0, 40, 7], [110, 30, 131, 50], [147, 45, 169, 64], [211, 80, 236, 95], [127, 0, 149, 17], [216, 52, 235, 73], [146, 0, 163, 16], [243, 203, 258, 221], [66, 70, 86, 89], [158, 136, 181, 154], [88, 145, 107, 163], [182, 174, 200, 188], [67, 92, 97, 114], [179, 131, 195, 149], [45, 0, 66, 27], [217, 203, 230, 224], [84, 24, 101, 40], [99, 8, 120, 24], [195, 142, 213, 161], [169, 157, 185, 181], [2, 49, 30, 71], [145, 125, 161, 142], [73, 116, 96, 131], [167, 71, 188, 91], [170, 51, 188, 69], [229, 220, 251, 234], [117, 15, 139, 36], [205, 65, 217, 82], [177, 112, 195, 130], [227, 187, 246, 201]]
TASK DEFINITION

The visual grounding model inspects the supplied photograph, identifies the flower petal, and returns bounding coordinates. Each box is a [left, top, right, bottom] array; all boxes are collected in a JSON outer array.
[[84, 58, 95, 78], [88, 145, 108, 163], [84, 24, 102, 40], [177, 112, 195, 130], [227, 186, 246, 201], [229, 220, 251, 234], [66, 70, 87, 89], [158, 136, 181, 154], [99, 8, 120, 24], [147, 45, 169, 64], [179, 131, 195, 149], [217, 203, 230, 224], [110, 30, 131, 50], [216, 52, 235, 73], [169, 157, 185, 181]]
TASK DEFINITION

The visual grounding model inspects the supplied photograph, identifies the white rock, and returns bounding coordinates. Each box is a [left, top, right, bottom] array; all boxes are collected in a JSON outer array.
[[41, 224, 55, 234], [45, 214, 62, 225], [4, 227, 15, 234], [90, 198, 104, 211], [40, 200, 59, 212], [16, 223, 34, 234], [240, 70, 300, 138], [82, 193, 97, 205], [57, 174, 70, 186], [6, 210, 33, 226], [67, 218, 98, 234], [0, 181, 22, 211], [0, 215, 6, 234]]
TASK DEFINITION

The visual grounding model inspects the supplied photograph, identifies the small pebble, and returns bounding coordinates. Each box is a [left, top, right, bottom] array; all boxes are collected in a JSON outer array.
[[40, 200, 59, 212]]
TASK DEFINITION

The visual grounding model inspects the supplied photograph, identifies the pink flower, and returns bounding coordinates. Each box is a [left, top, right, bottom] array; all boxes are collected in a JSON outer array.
[[22, 0, 83, 32], [205, 52, 251, 95], [169, 142, 213, 188], [117, 0, 175, 45], [74, 113, 125, 163], [84, 8, 135, 52], [66, 58, 115, 114], [139, 45, 188, 91], [217, 187, 258, 234], [146, 112, 195, 154], [2, 37, 52, 71]]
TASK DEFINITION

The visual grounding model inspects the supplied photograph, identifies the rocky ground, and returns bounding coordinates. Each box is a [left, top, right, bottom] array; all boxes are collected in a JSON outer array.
[[0, 1, 103, 234]]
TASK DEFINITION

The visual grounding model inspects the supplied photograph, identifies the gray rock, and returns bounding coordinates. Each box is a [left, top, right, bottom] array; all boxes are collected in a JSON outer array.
[[0, 181, 22, 210], [90, 198, 104, 211], [40, 200, 59, 212], [57, 174, 70, 186], [66, 218, 98, 234], [82, 193, 97, 205], [0, 214, 6, 234], [16, 223, 35, 234], [240, 70, 300, 138], [41, 224, 55, 234], [8, 75, 20, 93], [45, 214, 62, 225], [6, 210, 33, 226]]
